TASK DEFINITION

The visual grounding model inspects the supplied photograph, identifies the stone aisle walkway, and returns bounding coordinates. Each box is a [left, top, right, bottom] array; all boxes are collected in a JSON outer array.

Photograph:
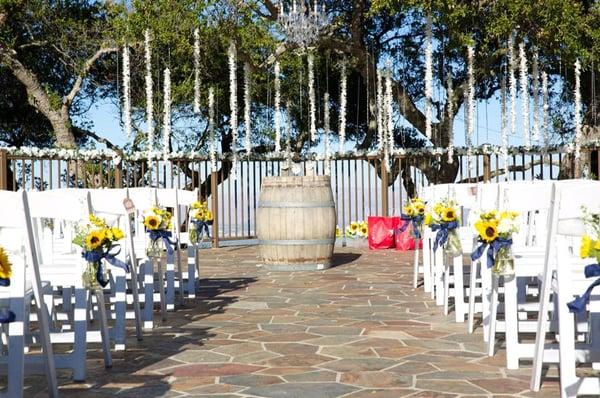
[[26, 246, 559, 397]]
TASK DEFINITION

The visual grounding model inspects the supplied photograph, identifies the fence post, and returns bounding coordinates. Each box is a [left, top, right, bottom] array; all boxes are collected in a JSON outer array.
[[380, 158, 389, 217], [114, 161, 123, 188], [483, 154, 491, 182], [211, 170, 219, 248], [0, 149, 8, 190]]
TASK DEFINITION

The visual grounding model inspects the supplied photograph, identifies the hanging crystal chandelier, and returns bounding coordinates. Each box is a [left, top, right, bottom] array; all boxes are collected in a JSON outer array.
[[278, 0, 328, 48]]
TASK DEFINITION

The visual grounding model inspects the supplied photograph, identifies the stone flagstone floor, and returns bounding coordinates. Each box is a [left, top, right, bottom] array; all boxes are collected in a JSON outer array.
[[22, 246, 561, 397]]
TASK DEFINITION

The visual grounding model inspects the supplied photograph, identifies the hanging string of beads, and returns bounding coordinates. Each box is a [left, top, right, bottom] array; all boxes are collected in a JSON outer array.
[[193, 28, 201, 114], [519, 42, 530, 149], [424, 14, 433, 140], [574, 59, 582, 164], [209, 87, 217, 172], [376, 69, 384, 152], [508, 34, 517, 137], [446, 74, 454, 163], [122, 44, 132, 140], [324, 91, 331, 175], [308, 52, 316, 142], [541, 71, 550, 151], [384, 61, 394, 172], [501, 72, 509, 180], [244, 62, 252, 156], [339, 59, 347, 154], [532, 51, 540, 141], [162, 68, 171, 160], [145, 30, 154, 155], [466, 45, 475, 170], [228, 42, 238, 179]]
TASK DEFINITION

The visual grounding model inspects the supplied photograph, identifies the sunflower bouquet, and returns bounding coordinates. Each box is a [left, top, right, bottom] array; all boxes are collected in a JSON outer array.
[[567, 208, 600, 313], [189, 201, 213, 244], [471, 210, 520, 275], [427, 198, 462, 256], [0, 245, 15, 323], [399, 198, 426, 240], [72, 214, 127, 290], [143, 206, 175, 258], [346, 221, 369, 239]]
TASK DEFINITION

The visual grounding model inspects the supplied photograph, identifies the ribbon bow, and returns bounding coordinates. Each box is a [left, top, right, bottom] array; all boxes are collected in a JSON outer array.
[[430, 221, 459, 252], [567, 264, 600, 313], [191, 220, 211, 240], [399, 214, 424, 240], [148, 230, 176, 255], [82, 244, 129, 288], [0, 308, 15, 324], [470, 237, 513, 268]]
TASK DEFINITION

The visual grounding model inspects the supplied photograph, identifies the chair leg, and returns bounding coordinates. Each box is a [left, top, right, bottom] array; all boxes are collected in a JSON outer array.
[[453, 255, 466, 323], [32, 286, 58, 397], [435, 249, 444, 305], [468, 261, 478, 333], [531, 270, 554, 391], [129, 261, 143, 341], [94, 290, 112, 368], [7, 295, 25, 397], [175, 246, 184, 300], [165, 252, 175, 311], [187, 254, 196, 299], [504, 275, 520, 369], [443, 264, 450, 316], [413, 243, 419, 289], [113, 272, 126, 351], [143, 260, 154, 330], [72, 287, 88, 382], [481, 261, 492, 343], [423, 238, 431, 293], [487, 274, 499, 356], [557, 288, 577, 398]]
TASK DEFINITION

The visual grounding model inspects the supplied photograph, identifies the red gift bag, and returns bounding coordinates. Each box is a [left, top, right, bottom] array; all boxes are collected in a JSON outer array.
[[395, 219, 423, 251], [368, 216, 400, 250]]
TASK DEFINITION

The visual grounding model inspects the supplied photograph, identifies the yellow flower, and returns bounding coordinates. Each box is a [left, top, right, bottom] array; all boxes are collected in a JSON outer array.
[[414, 202, 426, 216], [360, 226, 368, 236], [499, 210, 519, 220], [336, 227, 341, 238], [475, 220, 498, 243], [144, 215, 161, 230], [442, 207, 457, 222], [0, 246, 13, 280], [581, 235, 593, 259], [85, 230, 105, 250], [110, 227, 124, 241], [403, 206, 415, 217], [349, 222, 359, 232], [433, 203, 444, 216], [195, 208, 206, 220], [424, 213, 433, 226], [89, 214, 107, 228], [191, 201, 202, 209], [205, 211, 213, 222]]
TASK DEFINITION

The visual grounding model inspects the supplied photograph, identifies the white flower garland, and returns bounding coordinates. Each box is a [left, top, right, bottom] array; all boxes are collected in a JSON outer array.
[[285, 101, 292, 162], [500, 74, 509, 179], [466, 45, 475, 169], [424, 14, 433, 140], [193, 28, 201, 114], [208, 87, 217, 172], [308, 52, 316, 142], [508, 35, 517, 136], [162, 68, 171, 159], [228, 42, 238, 179], [574, 59, 582, 160], [519, 42, 530, 149], [446, 75, 454, 163], [122, 44, 132, 140], [532, 51, 540, 141], [2, 143, 591, 163], [541, 71, 550, 149], [385, 64, 394, 155], [324, 91, 331, 175], [244, 62, 252, 156], [274, 61, 281, 152], [376, 69, 384, 151], [339, 60, 347, 154], [145, 30, 154, 153]]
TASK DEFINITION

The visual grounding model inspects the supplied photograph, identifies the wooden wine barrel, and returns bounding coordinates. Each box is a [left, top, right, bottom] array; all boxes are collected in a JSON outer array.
[[257, 175, 337, 271]]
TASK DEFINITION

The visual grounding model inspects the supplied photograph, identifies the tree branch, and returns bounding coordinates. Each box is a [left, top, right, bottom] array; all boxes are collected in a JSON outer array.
[[73, 127, 119, 150], [63, 46, 117, 109]]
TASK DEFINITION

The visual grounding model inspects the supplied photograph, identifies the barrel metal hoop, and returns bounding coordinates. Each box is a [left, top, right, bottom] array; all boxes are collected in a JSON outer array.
[[259, 238, 335, 246], [258, 201, 335, 208]]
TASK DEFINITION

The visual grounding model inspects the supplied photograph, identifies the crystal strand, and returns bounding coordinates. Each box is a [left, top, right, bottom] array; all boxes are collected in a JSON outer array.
[[519, 42, 530, 149]]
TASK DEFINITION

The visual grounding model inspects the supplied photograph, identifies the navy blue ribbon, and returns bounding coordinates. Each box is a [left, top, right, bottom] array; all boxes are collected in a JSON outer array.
[[191, 220, 211, 239], [148, 230, 176, 255], [470, 238, 513, 268], [399, 214, 424, 240], [0, 277, 9, 287], [0, 308, 15, 323], [567, 264, 600, 313], [82, 245, 130, 288], [430, 221, 459, 252]]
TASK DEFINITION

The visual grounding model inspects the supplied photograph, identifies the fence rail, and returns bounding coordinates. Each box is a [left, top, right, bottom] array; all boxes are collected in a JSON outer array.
[[0, 148, 596, 246]]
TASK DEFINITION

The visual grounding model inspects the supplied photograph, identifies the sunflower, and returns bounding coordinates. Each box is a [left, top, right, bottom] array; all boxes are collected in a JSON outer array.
[[581, 235, 593, 258], [360, 226, 368, 236], [195, 208, 207, 220], [85, 230, 105, 250], [476, 220, 498, 243], [0, 246, 13, 280], [424, 213, 433, 226], [403, 206, 415, 217], [144, 215, 162, 230], [442, 207, 457, 222], [349, 222, 359, 232], [205, 211, 213, 222], [414, 202, 426, 215]]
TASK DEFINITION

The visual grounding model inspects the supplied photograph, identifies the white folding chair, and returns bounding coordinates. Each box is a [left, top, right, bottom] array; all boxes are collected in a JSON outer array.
[[531, 180, 600, 396], [27, 189, 112, 381], [0, 190, 58, 397], [88, 188, 143, 349]]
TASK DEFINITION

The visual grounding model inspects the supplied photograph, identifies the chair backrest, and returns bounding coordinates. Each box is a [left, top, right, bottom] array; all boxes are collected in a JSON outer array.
[[89, 188, 128, 215], [27, 189, 91, 221], [555, 181, 600, 237], [127, 187, 157, 210]]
